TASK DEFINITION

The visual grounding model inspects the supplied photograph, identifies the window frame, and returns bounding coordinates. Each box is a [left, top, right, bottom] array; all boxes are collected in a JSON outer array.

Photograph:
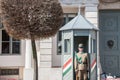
[[0, 29, 21, 55], [57, 13, 76, 55]]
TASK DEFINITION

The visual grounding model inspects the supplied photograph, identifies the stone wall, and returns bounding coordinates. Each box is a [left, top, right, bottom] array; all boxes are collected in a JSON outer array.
[[99, 0, 120, 9]]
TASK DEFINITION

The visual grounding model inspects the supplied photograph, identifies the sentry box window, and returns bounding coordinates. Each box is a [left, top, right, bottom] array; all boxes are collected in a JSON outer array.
[[64, 39, 71, 54]]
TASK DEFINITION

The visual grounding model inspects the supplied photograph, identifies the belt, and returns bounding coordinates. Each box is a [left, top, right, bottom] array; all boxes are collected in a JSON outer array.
[[78, 62, 87, 64]]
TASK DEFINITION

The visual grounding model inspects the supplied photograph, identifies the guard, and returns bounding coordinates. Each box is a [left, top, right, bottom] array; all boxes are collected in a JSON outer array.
[[74, 43, 89, 80]]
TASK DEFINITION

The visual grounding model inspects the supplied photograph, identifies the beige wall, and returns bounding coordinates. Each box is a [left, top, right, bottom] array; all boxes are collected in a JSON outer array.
[[39, 38, 52, 68], [0, 0, 100, 80], [85, 6, 98, 27], [0, 40, 25, 67]]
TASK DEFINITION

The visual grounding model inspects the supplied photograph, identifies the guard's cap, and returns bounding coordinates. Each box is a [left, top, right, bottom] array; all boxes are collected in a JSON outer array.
[[78, 43, 84, 48]]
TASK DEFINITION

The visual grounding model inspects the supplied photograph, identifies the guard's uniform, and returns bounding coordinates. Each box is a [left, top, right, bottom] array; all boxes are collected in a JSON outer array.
[[74, 52, 89, 80]]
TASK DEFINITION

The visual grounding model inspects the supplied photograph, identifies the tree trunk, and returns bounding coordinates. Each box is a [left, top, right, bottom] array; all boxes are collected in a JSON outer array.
[[31, 39, 38, 80]]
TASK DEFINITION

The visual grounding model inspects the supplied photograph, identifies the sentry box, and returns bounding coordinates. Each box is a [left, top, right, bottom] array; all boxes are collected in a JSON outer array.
[[60, 13, 99, 80]]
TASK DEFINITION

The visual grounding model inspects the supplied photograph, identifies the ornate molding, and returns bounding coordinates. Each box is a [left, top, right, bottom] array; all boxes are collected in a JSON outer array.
[[101, 0, 119, 3]]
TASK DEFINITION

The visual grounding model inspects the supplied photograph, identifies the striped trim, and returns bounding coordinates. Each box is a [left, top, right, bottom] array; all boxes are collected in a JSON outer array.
[[63, 58, 72, 69], [63, 66, 72, 76], [63, 58, 72, 77], [63, 61, 72, 73], [91, 59, 96, 73]]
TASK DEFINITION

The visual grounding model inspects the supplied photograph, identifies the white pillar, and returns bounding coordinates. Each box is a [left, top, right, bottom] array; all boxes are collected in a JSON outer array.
[[38, 51, 40, 67], [23, 39, 34, 80], [25, 39, 32, 68]]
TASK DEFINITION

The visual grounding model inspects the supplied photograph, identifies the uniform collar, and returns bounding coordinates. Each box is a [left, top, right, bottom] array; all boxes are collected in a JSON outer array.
[[78, 52, 84, 54]]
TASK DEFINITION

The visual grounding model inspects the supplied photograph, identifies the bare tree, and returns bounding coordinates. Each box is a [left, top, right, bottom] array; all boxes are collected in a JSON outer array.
[[0, 0, 63, 80]]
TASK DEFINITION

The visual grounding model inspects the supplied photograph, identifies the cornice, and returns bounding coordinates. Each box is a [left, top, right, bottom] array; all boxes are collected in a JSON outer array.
[[101, 0, 119, 3]]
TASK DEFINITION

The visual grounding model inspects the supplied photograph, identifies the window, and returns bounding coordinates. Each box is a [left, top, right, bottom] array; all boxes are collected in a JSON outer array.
[[0, 30, 20, 55], [57, 31, 62, 55], [57, 13, 76, 55], [64, 39, 71, 54], [63, 13, 77, 25]]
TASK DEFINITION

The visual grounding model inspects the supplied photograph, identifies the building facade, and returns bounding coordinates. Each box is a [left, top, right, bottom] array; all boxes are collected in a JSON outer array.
[[0, 0, 120, 80]]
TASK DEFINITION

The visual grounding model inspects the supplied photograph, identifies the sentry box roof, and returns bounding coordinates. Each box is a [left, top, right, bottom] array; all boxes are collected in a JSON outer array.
[[60, 13, 98, 31]]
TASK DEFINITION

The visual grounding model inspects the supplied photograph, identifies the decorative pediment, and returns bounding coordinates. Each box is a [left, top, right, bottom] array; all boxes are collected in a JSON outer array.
[[101, 0, 119, 3]]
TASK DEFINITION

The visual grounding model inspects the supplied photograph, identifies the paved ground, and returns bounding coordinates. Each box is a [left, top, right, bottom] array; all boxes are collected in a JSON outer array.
[[102, 78, 120, 80]]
